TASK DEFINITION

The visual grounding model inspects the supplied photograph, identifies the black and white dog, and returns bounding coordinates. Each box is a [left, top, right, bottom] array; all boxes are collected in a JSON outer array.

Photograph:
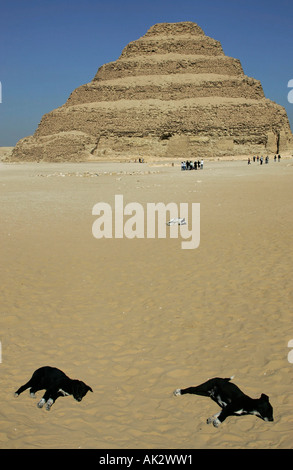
[[174, 376, 274, 427], [15, 366, 93, 410]]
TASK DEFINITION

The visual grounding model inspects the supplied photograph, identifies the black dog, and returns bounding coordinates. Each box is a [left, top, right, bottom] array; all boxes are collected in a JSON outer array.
[[174, 376, 273, 427], [15, 366, 93, 410]]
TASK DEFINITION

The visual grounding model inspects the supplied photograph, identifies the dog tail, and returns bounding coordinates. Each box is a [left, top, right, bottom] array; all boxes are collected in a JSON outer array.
[[224, 375, 235, 382]]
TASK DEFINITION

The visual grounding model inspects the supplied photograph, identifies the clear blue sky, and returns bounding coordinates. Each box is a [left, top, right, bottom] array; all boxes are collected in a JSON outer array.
[[1, 0, 292, 146]]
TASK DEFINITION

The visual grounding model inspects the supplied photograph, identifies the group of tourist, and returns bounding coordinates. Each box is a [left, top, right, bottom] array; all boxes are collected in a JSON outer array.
[[248, 154, 282, 165], [181, 159, 204, 171]]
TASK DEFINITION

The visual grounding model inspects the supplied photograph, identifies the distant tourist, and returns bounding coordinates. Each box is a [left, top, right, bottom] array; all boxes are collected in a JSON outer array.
[[200, 159, 203, 169], [248, 157, 251, 165], [278, 154, 281, 162]]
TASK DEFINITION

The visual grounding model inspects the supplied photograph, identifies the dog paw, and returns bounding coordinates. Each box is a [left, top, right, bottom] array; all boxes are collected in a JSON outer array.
[[45, 399, 54, 411], [207, 416, 221, 427], [37, 398, 46, 408], [213, 419, 221, 428], [173, 389, 181, 396], [30, 392, 36, 398], [14, 392, 19, 398]]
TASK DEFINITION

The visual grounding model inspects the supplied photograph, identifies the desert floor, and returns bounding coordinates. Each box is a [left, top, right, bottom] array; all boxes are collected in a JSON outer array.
[[0, 157, 292, 449]]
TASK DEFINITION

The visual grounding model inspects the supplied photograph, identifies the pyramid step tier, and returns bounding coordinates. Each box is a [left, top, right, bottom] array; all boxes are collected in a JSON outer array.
[[94, 55, 244, 80], [66, 74, 264, 105], [35, 98, 291, 140], [120, 36, 224, 58]]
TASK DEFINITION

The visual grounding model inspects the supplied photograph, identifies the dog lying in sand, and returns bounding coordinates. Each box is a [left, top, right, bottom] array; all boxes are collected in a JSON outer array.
[[174, 376, 273, 427], [15, 366, 93, 410]]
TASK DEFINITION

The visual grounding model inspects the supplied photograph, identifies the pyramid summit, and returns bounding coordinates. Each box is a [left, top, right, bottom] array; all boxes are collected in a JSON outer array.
[[12, 21, 293, 161]]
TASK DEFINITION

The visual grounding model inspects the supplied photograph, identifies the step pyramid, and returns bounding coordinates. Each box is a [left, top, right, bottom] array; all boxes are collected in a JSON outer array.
[[12, 22, 293, 161]]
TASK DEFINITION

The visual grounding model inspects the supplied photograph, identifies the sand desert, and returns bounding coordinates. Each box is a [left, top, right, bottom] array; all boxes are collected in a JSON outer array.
[[0, 156, 293, 449]]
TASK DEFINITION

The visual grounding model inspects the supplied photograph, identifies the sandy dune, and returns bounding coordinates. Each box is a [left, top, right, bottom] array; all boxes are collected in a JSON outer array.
[[0, 158, 292, 449]]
